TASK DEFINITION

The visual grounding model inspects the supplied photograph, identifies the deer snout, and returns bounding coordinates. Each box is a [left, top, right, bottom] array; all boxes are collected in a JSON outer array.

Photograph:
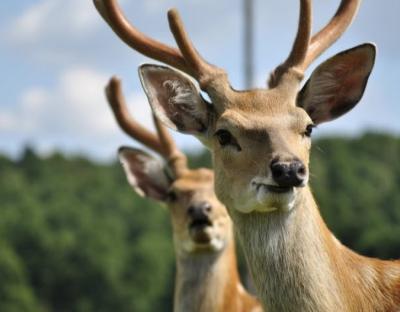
[[270, 159, 307, 187], [187, 202, 212, 220]]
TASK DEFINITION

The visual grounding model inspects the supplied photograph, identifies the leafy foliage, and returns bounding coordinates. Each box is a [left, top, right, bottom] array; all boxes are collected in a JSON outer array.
[[0, 133, 399, 311], [311, 133, 400, 259], [0, 147, 174, 312]]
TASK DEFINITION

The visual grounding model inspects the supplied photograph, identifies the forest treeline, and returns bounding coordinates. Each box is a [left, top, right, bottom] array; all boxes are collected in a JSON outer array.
[[0, 132, 399, 311]]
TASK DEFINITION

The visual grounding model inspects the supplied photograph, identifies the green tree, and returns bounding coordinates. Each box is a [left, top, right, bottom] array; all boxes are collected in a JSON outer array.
[[0, 133, 399, 311]]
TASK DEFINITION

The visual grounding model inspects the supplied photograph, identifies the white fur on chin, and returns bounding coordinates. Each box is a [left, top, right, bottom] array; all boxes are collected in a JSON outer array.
[[180, 228, 226, 254], [231, 177, 298, 214]]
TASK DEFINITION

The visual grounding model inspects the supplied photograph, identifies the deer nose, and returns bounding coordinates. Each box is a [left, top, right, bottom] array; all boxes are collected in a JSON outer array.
[[270, 160, 306, 187], [187, 202, 212, 219]]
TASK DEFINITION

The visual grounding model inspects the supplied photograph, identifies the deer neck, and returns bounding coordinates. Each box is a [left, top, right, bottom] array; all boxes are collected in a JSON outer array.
[[231, 186, 344, 312], [173, 232, 246, 312]]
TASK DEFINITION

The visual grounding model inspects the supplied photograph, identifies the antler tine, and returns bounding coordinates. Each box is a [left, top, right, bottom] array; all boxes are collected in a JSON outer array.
[[167, 9, 225, 89], [106, 77, 188, 177], [93, 0, 191, 75], [269, 0, 312, 87], [283, 0, 313, 69], [152, 114, 188, 177], [94, 0, 228, 90], [105, 76, 166, 156], [300, 0, 361, 71]]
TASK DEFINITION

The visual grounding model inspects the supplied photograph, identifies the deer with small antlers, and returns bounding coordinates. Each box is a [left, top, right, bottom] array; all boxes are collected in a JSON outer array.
[[95, 0, 400, 311], [105, 77, 262, 312]]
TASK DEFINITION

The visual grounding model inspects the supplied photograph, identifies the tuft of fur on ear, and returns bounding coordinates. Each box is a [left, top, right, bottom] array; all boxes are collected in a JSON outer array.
[[139, 64, 211, 135], [118, 147, 171, 201], [297, 43, 376, 124]]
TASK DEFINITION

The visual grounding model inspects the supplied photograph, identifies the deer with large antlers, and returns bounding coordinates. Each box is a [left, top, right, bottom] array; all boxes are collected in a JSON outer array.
[[106, 77, 262, 312], [95, 0, 400, 310]]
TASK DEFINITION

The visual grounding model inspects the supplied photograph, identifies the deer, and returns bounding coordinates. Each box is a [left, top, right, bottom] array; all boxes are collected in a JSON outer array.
[[105, 77, 262, 312], [94, 0, 400, 311]]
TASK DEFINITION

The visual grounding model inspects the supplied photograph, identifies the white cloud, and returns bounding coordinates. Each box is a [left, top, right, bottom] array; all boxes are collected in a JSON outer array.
[[8, 0, 101, 45], [0, 67, 156, 149], [1, 0, 398, 160], [21, 88, 49, 109], [0, 64, 202, 160], [10, 0, 54, 43], [0, 87, 48, 132], [0, 113, 15, 131]]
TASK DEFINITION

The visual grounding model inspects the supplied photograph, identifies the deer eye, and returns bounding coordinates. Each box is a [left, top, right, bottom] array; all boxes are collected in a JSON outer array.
[[304, 124, 315, 138], [214, 129, 241, 151], [166, 190, 177, 202]]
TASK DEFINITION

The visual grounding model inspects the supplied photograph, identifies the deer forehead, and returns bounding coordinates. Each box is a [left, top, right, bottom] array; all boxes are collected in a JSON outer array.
[[216, 106, 312, 136], [212, 86, 298, 111]]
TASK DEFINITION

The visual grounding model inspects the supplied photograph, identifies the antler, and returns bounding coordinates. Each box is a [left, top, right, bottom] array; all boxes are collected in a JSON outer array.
[[106, 76, 188, 177], [97, 0, 359, 93], [94, 0, 226, 89], [152, 113, 188, 177], [269, 0, 360, 87], [106, 77, 163, 154], [280, 0, 313, 72], [302, 0, 360, 71]]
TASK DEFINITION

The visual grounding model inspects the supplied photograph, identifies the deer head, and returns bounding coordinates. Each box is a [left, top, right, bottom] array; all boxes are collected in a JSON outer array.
[[106, 77, 231, 254], [95, 0, 375, 214]]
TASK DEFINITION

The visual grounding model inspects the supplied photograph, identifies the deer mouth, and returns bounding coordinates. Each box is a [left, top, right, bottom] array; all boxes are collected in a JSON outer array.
[[264, 185, 293, 193], [189, 218, 213, 244], [255, 183, 293, 194]]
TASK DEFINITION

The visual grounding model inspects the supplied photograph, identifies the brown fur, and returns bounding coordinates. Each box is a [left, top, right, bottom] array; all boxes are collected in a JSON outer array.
[[95, 0, 399, 307], [119, 158, 262, 312], [227, 186, 400, 312], [168, 169, 261, 312], [137, 45, 399, 311], [109, 73, 263, 311]]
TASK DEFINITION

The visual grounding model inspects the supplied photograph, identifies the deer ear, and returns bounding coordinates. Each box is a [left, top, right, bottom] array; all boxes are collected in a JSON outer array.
[[139, 64, 211, 136], [118, 147, 172, 202], [297, 43, 376, 125]]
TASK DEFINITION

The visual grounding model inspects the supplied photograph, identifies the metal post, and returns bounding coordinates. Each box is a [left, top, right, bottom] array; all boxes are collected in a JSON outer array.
[[243, 0, 254, 88]]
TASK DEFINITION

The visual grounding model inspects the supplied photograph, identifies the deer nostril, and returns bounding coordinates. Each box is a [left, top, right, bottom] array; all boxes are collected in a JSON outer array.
[[273, 166, 284, 177], [188, 206, 195, 216], [199, 202, 212, 215], [271, 162, 288, 179], [188, 202, 212, 218], [297, 165, 306, 177], [292, 162, 307, 186], [270, 160, 306, 187]]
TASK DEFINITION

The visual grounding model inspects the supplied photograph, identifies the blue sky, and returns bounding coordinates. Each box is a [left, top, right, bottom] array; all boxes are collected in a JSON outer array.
[[0, 0, 399, 161]]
